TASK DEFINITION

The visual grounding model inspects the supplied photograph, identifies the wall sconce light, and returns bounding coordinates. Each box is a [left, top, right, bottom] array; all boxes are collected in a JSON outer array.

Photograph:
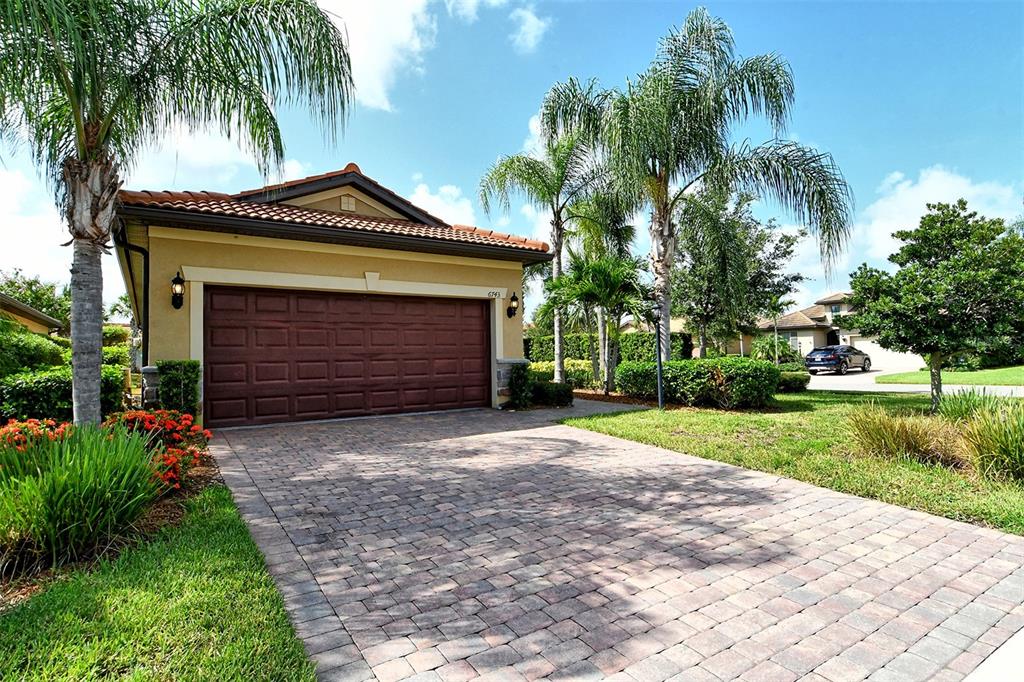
[[506, 291, 519, 318], [171, 271, 185, 310]]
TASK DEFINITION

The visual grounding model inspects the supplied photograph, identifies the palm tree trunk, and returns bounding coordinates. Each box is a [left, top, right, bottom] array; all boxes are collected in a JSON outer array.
[[698, 325, 708, 358], [65, 157, 120, 424], [551, 223, 565, 383], [773, 318, 779, 364], [928, 352, 944, 413], [650, 207, 674, 362], [597, 307, 607, 387]]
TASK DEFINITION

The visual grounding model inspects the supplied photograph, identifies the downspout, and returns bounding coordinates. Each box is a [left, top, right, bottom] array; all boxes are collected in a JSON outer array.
[[113, 221, 150, 366]]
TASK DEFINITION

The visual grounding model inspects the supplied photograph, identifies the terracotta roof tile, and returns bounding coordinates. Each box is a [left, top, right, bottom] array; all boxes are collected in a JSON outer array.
[[756, 305, 832, 331], [117, 189, 549, 254]]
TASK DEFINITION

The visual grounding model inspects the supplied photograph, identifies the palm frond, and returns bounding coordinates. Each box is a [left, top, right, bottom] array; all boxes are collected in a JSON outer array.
[[478, 153, 555, 216]]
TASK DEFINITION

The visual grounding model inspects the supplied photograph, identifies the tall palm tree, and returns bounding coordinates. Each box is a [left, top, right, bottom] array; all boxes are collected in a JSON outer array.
[[544, 8, 853, 359], [479, 130, 600, 382], [0, 0, 353, 423], [543, 256, 650, 393]]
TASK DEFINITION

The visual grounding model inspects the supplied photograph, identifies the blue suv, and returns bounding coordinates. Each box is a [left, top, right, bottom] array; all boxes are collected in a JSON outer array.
[[805, 345, 871, 375]]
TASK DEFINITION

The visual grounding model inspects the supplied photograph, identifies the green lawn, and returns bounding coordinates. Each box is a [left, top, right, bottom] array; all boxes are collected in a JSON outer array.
[[565, 391, 1024, 535], [876, 365, 1024, 386], [0, 486, 315, 681]]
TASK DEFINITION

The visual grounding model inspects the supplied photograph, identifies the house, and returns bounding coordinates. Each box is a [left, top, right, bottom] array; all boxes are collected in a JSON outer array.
[[0, 293, 62, 334], [756, 292, 925, 371], [114, 163, 550, 427]]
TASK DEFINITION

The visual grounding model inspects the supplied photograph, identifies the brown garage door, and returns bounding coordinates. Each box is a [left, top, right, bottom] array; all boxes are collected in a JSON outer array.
[[203, 286, 490, 427]]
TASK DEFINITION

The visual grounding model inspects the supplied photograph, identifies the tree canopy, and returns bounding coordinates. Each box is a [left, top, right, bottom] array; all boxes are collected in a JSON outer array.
[[847, 200, 1024, 409]]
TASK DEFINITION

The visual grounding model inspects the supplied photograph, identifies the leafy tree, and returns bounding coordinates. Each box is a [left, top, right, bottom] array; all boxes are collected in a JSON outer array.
[[670, 193, 805, 356], [847, 200, 1024, 411], [0, 0, 353, 423], [0, 269, 71, 331], [479, 129, 601, 383], [542, 8, 852, 359]]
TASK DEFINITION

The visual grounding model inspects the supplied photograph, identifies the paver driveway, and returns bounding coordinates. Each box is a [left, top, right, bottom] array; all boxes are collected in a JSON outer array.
[[212, 401, 1024, 682]]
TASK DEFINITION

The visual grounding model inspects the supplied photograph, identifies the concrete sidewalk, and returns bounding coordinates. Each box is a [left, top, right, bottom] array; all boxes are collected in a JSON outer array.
[[808, 372, 1024, 398]]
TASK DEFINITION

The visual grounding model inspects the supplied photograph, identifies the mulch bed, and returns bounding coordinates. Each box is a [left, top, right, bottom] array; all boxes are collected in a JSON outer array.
[[0, 457, 223, 612], [572, 389, 661, 407]]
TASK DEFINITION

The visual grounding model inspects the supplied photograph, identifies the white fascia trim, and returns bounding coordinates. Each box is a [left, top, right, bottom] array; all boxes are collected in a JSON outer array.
[[180, 266, 507, 301]]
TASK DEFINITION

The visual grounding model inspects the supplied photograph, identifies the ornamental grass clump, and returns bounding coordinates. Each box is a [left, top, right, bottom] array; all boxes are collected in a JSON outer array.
[[962, 402, 1024, 482], [0, 423, 159, 574], [937, 389, 1007, 423], [848, 404, 965, 469]]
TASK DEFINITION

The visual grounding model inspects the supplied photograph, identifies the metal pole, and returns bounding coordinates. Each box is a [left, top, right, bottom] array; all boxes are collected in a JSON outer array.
[[655, 316, 664, 410]]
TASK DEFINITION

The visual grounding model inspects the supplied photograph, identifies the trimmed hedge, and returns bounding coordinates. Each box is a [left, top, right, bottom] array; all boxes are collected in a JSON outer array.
[[0, 365, 124, 421], [526, 331, 693, 363], [102, 325, 130, 346], [619, 332, 694, 363], [530, 381, 573, 407], [778, 371, 810, 393], [528, 359, 597, 388], [506, 363, 532, 409], [101, 344, 131, 368], [157, 360, 202, 415], [0, 331, 64, 378], [616, 357, 780, 408]]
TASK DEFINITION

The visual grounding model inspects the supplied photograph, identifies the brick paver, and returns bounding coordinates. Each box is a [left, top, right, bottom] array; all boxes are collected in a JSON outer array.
[[212, 401, 1024, 681]]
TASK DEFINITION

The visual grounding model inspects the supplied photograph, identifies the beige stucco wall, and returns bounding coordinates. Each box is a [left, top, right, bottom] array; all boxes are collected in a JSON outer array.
[[141, 226, 526, 404], [4, 310, 52, 334]]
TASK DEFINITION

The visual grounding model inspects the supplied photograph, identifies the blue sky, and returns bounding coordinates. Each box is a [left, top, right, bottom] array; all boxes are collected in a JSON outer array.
[[1, 0, 1021, 317]]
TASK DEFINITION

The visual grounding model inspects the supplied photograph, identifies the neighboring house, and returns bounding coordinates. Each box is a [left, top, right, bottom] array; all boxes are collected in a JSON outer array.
[[621, 317, 755, 356], [0, 292, 62, 334], [114, 163, 550, 427], [756, 292, 925, 371]]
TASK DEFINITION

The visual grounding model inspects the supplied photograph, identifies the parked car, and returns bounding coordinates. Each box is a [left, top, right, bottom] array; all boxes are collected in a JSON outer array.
[[805, 345, 871, 375]]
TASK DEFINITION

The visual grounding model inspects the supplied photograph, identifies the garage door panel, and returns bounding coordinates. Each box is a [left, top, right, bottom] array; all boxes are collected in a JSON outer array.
[[205, 287, 490, 426]]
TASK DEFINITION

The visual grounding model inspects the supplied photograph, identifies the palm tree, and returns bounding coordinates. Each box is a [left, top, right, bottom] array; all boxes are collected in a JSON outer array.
[[0, 0, 352, 423], [766, 294, 795, 365], [479, 130, 600, 382], [543, 256, 650, 393], [543, 8, 853, 360], [565, 186, 636, 382]]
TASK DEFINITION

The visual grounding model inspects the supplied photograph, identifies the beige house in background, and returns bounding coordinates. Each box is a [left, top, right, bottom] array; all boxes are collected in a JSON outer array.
[[757, 292, 925, 371], [0, 293, 62, 334], [115, 163, 550, 427]]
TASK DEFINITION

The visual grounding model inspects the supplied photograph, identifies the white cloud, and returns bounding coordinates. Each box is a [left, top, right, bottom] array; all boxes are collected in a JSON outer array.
[[0, 167, 123, 307], [788, 165, 1021, 308], [522, 113, 543, 155], [410, 182, 477, 225], [855, 165, 1020, 260], [444, 0, 508, 22], [318, 0, 437, 112], [519, 203, 551, 242], [278, 159, 312, 182], [125, 129, 258, 190], [509, 6, 551, 54]]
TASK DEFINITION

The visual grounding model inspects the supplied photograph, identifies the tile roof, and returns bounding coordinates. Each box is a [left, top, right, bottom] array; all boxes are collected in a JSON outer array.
[[756, 304, 831, 331], [118, 172, 550, 256], [814, 291, 853, 305]]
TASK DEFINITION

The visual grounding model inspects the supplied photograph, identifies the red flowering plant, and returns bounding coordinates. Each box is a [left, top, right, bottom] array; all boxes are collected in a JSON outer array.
[[0, 418, 73, 451], [103, 410, 213, 492]]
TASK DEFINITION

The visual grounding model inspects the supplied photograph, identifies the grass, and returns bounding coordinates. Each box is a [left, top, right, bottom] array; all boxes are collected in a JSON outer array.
[[0, 486, 315, 681], [877, 365, 1024, 386], [565, 391, 1024, 535]]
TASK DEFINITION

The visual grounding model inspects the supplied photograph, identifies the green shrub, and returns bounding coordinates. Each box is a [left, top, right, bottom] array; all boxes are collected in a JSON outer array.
[[616, 358, 780, 408], [618, 332, 694, 363], [750, 334, 803, 364], [776, 361, 807, 372], [505, 363, 532, 410], [530, 381, 573, 407], [848, 404, 965, 468], [962, 402, 1024, 481], [778, 371, 810, 393], [48, 334, 72, 349], [0, 366, 124, 421], [938, 389, 1007, 423], [524, 333, 596, 362], [0, 424, 159, 573], [157, 360, 202, 414], [0, 330, 64, 378], [102, 324, 130, 346], [102, 344, 131, 368], [528, 359, 597, 388]]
